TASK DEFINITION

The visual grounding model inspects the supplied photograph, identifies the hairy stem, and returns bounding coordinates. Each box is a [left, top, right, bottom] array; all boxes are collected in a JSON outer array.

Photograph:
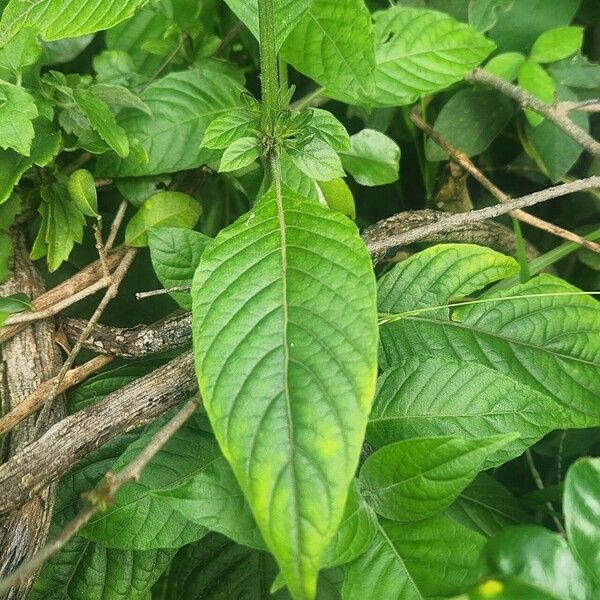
[[258, 0, 279, 134]]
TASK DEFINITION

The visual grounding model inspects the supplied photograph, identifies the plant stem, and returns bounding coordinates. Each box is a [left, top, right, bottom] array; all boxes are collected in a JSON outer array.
[[258, 0, 279, 134]]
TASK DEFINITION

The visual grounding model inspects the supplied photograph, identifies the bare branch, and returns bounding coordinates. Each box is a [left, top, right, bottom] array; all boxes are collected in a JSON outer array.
[[105, 200, 128, 251], [467, 68, 600, 158], [136, 285, 191, 300], [410, 107, 600, 255], [0, 396, 201, 595], [365, 177, 600, 258]]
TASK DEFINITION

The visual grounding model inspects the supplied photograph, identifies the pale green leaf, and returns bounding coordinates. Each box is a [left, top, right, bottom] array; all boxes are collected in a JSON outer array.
[[343, 516, 485, 600], [564, 458, 600, 589], [484, 51, 526, 81], [286, 138, 345, 181], [0, 27, 41, 81], [97, 63, 244, 176], [340, 129, 400, 186], [224, 0, 313, 49], [73, 87, 129, 157], [148, 227, 211, 310], [202, 109, 258, 150], [0, 80, 37, 155], [518, 59, 555, 126], [0, 0, 149, 46], [219, 136, 261, 173], [125, 191, 202, 248], [67, 168, 98, 217], [530, 26, 584, 63], [359, 435, 516, 521], [370, 7, 495, 106], [305, 109, 350, 152], [82, 412, 213, 549], [378, 245, 600, 423], [426, 88, 513, 161], [192, 185, 378, 599], [368, 356, 574, 468], [468, 0, 514, 33], [318, 178, 355, 220], [281, 0, 376, 104]]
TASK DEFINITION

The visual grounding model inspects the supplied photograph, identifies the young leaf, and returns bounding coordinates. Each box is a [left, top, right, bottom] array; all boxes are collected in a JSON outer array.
[[484, 51, 526, 81], [530, 26, 584, 63], [518, 59, 555, 126], [378, 245, 600, 424], [67, 168, 98, 217], [73, 87, 130, 158], [564, 458, 600, 589], [343, 516, 485, 600], [202, 109, 259, 150], [286, 138, 345, 181], [0, 0, 149, 46], [340, 129, 400, 186], [125, 191, 202, 247], [426, 88, 513, 161], [192, 185, 378, 599], [148, 227, 211, 310], [359, 434, 516, 521], [81, 412, 215, 549], [370, 7, 495, 106], [305, 109, 350, 152], [281, 0, 376, 104], [368, 356, 575, 468], [0, 81, 38, 155], [219, 136, 262, 173], [97, 63, 244, 176]]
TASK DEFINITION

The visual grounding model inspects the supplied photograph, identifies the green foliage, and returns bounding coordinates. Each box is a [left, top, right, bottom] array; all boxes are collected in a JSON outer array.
[[0, 1, 598, 599]]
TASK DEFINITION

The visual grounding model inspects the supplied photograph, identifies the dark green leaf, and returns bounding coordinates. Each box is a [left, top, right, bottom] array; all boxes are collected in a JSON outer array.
[[468, 0, 515, 33], [549, 53, 600, 89]]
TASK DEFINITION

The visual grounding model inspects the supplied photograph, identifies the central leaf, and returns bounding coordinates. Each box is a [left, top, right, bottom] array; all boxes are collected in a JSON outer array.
[[191, 185, 378, 599]]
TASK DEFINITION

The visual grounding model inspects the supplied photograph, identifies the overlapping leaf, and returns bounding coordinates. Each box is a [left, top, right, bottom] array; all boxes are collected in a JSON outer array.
[[192, 184, 378, 599]]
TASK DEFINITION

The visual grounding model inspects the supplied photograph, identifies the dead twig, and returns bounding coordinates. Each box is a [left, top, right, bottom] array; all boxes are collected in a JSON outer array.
[[105, 200, 128, 251], [136, 285, 191, 300], [467, 68, 600, 158], [410, 107, 600, 255], [0, 396, 201, 595]]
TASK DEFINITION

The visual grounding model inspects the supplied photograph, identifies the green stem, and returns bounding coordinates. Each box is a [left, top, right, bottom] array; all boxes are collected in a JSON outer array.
[[258, 0, 279, 135]]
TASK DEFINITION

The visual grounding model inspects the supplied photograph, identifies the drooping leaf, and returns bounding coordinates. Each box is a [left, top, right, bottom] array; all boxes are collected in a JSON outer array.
[[367, 356, 576, 468], [0, 80, 37, 155], [67, 168, 98, 217], [530, 26, 583, 63], [426, 88, 513, 161], [192, 185, 378, 599], [125, 191, 202, 247], [445, 473, 531, 537], [73, 87, 129, 158], [81, 412, 215, 549], [281, 0, 376, 105], [148, 227, 211, 310], [343, 516, 485, 600], [219, 136, 262, 173], [286, 138, 345, 182], [0, 0, 149, 46], [564, 458, 600, 590], [224, 0, 313, 49], [0, 292, 31, 327], [97, 63, 244, 177], [359, 434, 516, 521], [378, 246, 600, 423], [370, 7, 495, 107], [340, 129, 400, 186]]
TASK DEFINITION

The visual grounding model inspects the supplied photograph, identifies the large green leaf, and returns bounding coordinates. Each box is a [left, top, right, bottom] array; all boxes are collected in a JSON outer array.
[[97, 62, 244, 177], [224, 0, 313, 49], [445, 473, 531, 537], [359, 434, 516, 521], [81, 412, 215, 549], [378, 245, 600, 423], [0, 0, 148, 46], [148, 227, 211, 310], [343, 516, 485, 600], [368, 356, 577, 468], [192, 185, 378, 599], [564, 458, 600, 590], [370, 7, 495, 106], [281, 0, 376, 104]]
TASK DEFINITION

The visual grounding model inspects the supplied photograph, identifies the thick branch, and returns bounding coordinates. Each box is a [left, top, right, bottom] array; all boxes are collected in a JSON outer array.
[[0, 352, 196, 518], [468, 68, 600, 158]]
